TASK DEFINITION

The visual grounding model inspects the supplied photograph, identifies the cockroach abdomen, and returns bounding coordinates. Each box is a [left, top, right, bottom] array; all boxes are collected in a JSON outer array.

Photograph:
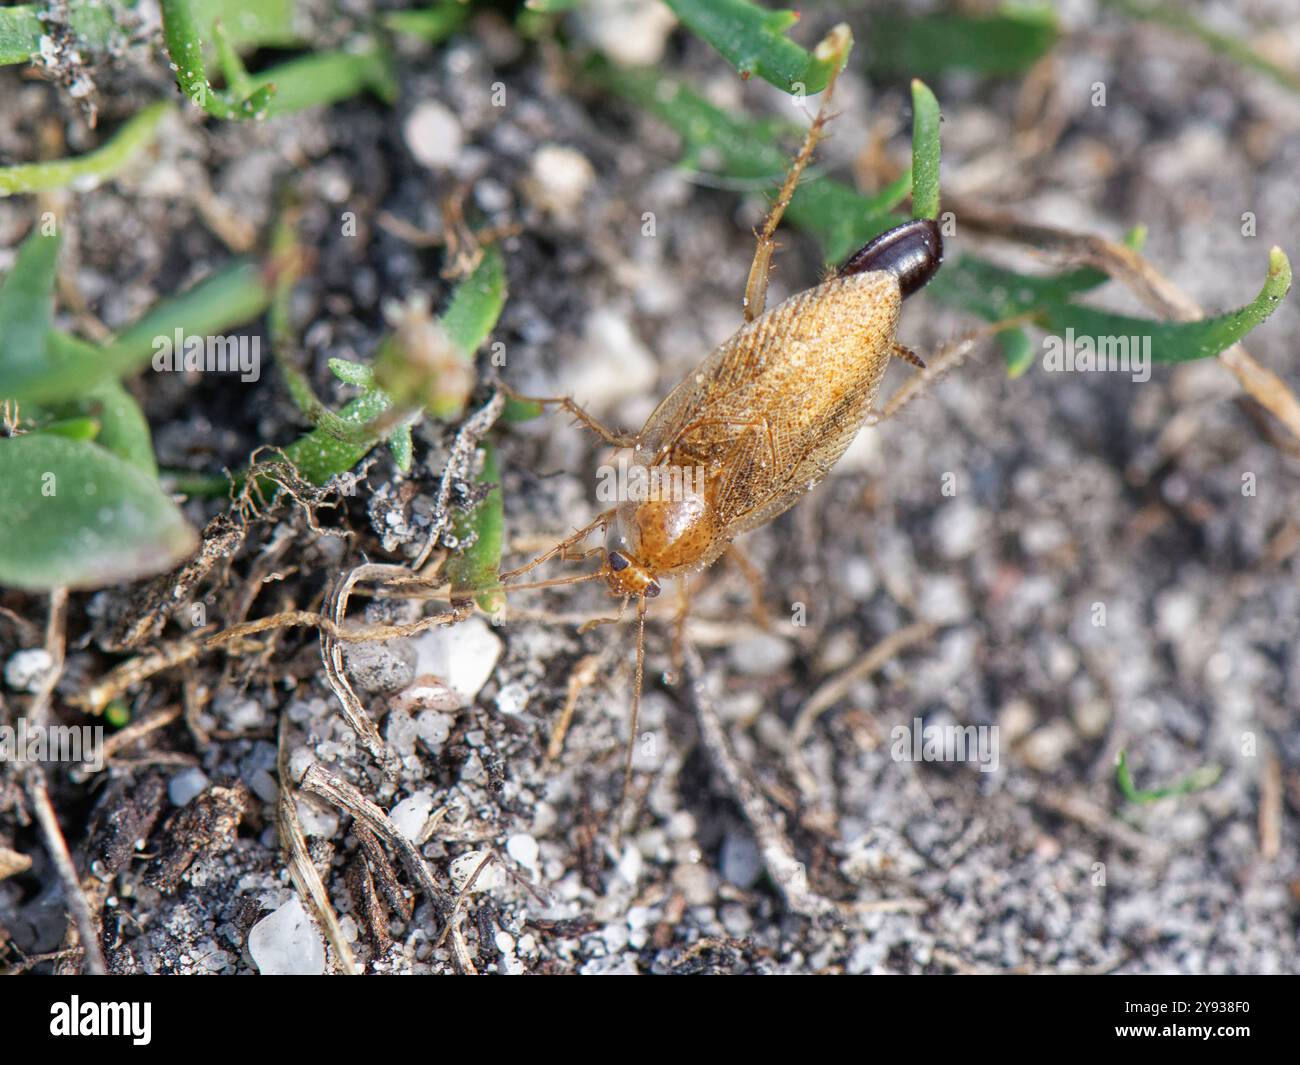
[[838, 218, 944, 298]]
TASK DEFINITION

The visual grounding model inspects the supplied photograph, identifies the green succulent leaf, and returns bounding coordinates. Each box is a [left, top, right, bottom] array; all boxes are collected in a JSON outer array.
[[0, 434, 196, 591], [866, 5, 1059, 77], [446, 440, 505, 614], [910, 79, 941, 221], [661, 0, 849, 94]]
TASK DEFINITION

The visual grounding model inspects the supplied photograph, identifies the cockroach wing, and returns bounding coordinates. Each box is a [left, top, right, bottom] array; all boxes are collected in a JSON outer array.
[[638, 270, 902, 542]]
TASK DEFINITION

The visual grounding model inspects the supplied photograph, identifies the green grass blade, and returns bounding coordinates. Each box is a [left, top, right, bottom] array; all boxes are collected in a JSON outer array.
[[86, 379, 159, 477], [194, 0, 300, 49], [442, 246, 507, 357], [1043, 247, 1291, 363], [12, 260, 270, 404], [0, 102, 171, 197], [0, 1, 120, 67], [251, 45, 399, 116], [0, 230, 60, 393], [1116, 749, 1222, 804], [910, 79, 941, 221], [162, 0, 276, 119], [446, 440, 505, 614], [661, 0, 849, 94], [0, 5, 44, 65], [276, 389, 393, 485], [383, 3, 470, 42], [867, 6, 1059, 77]]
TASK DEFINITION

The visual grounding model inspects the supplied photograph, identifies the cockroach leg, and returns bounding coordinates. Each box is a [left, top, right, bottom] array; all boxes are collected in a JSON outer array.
[[873, 314, 1040, 424], [577, 596, 630, 634], [891, 343, 927, 370], [500, 509, 617, 582], [725, 544, 772, 629], [614, 594, 651, 846], [671, 575, 693, 676], [500, 384, 637, 448], [742, 62, 846, 323]]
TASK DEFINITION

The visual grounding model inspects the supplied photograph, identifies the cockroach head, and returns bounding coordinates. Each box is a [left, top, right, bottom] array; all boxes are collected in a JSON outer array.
[[604, 549, 661, 599], [838, 217, 944, 298]]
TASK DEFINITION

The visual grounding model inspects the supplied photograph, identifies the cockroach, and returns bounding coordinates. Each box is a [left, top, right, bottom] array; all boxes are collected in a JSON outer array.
[[499, 56, 943, 827]]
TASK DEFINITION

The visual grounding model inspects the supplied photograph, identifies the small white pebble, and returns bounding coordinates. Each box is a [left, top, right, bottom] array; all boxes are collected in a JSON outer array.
[[404, 101, 463, 170], [248, 897, 325, 976], [727, 632, 793, 677], [5, 649, 53, 693], [525, 144, 595, 220], [449, 850, 499, 892], [389, 791, 434, 843], [167, 768, 210, 807], [410, 618, 502, 708], [295, 796, 339, 838], [506, 833, 540, 873], [495, 681, 530, 716]]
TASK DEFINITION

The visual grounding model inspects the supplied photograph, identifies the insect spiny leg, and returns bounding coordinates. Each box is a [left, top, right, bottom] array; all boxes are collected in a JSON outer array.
[[499, 509, 616, 582], [742, 36, 849, 323], [498, 383, 637, 448], [613, 594, 649, 849]]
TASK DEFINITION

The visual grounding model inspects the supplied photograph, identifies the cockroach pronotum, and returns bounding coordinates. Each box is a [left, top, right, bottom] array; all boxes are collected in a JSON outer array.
[[498, 35, 943, 828]]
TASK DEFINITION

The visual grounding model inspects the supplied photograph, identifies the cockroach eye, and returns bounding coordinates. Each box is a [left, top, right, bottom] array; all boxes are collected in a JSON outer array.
[[838, 217, 944, 298], [644, 580, 661, 599], [608, 551, 630, 572]]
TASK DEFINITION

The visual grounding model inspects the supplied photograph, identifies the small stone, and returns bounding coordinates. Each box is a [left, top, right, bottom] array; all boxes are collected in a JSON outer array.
[[917, 575, 970, 624], [495, 681, 530, 716], [1021, 721, 1076, 772], [248, 897, 325, 976], [295, 796, 339, 838], [392, 676, 461, 714], [410, 618, 503, 708], [221, 697, 265, 734], [344, 640, 416, 695], [524, 144, 595, 219], [671, 862, 715, 907], [727, 632, 793, 677], [389, 791, 434, 843], [339, 915, 359, 944], [4, 649, 53, 692], [1155, 588, 1199, 641], [933, 500, 984, 559], [167, 768, 210, 807], [385, 706, 419, 755], [415, 710, 455, 748], [573, 0, 678, 67], [449, 850, 500, 892], [616, 843, 643, 885], [404, 101, 463, 170], [720, 833, 761, 889], [999, 699, 1036, 745], [1072, 698, 1111, 739], [506, 833, 540, 873]]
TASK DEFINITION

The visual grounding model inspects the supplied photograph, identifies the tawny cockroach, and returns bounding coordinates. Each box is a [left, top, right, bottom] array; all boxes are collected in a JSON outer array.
[[499, 62, 943, 821]]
